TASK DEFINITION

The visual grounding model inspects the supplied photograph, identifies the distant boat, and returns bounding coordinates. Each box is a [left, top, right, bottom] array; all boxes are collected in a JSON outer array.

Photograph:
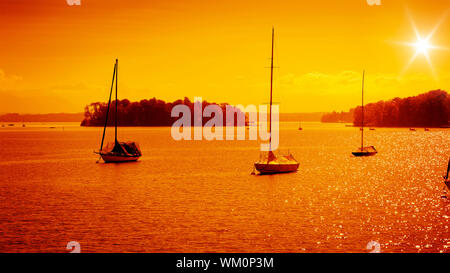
[[424, 128, 429, 131], [247, 121, 256, 130], [352, 70, 377, 157], [369, 128, 375, 131], [298, 121, 303, 130], [409, 128, 416, 131], [254, 28, 299, 174], [95, 59, 142, 163]]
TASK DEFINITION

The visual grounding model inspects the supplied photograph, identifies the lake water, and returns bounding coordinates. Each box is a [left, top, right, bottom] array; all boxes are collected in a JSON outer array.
[[0, 122, 448, 253]]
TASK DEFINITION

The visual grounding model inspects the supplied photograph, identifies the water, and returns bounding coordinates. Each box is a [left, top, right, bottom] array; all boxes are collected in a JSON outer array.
[[0, 122, 448, 253]]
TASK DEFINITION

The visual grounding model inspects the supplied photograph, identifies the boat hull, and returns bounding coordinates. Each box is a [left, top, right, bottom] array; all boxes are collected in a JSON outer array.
[[352, 151, 377, 157], [254, 162, 299, 174], [100, 154, 140, 163]]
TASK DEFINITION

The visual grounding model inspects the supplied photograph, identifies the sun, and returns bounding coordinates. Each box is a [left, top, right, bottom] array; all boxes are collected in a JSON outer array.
[[395, 10, 449, 77], [414, 37, 431, 54]]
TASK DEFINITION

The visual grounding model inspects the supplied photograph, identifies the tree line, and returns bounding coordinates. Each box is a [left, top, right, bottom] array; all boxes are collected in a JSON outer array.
[[81, 97, 247, 127], [321, 90, 450, 127], [321, 110, 354, 123]]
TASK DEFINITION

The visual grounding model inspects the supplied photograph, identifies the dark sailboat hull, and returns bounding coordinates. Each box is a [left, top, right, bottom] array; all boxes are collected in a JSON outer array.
[[254, 162, 299, 174], [100, 153, 140, 163], [352, 151, 377, 157], [352, 145, 377, 157]]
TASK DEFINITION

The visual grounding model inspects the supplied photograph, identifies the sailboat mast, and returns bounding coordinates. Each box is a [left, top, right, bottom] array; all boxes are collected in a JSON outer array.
[[361, 70, 365, 150], [269, 27, 274, 151], [115, 59, 118, 143], [446, 157, 450, 180], [99, 61, 116, 153]]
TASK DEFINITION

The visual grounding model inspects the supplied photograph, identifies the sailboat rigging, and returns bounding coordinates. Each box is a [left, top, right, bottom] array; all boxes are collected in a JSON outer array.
[[95, 59, 142, 163], [254, 28, 299, 174], [352, 70, 377, 157]]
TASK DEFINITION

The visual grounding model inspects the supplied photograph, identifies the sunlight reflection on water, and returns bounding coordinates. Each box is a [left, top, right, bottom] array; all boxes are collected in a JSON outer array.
[[0, 122, 448, 252]]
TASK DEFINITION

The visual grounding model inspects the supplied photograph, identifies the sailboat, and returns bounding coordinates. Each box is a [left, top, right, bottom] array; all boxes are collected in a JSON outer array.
[[254, 28, 299, 174], [298, 120, 303, 130], [352, 70, 377, 157], [95, 59, 142, 163], [444, 158, 450, 190]]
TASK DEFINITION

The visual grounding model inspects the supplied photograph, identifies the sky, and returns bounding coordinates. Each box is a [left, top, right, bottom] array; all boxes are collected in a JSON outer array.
[[0, 0, 449, 113]]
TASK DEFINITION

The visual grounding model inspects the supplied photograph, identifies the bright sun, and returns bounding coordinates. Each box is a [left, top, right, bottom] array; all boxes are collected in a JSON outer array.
[[397, 11, 449, 77], [414, 38, 431, 54]]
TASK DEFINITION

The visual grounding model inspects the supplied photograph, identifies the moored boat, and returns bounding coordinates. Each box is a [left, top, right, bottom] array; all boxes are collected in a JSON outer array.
[[255, 151, 299, 174], [95, 59, 142, 163], [254, 28, 299, 174], [444, 158, 450, 190], [352, 146, 378, 157], [352, 70, 377, 157]]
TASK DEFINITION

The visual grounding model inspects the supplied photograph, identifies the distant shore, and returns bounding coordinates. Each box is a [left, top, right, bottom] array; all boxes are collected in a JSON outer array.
[[0, 113, 83, 122], [329, 122, 450, 128]]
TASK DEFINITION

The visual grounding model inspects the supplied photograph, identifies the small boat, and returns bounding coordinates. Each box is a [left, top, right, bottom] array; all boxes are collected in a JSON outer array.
[[352, 70, 377, 157], [424, 128, 429, 131], [298, 122, 303, 130], [352, 146, 378, 157], [369, 128, 375, 131], [95, 59, 142, 163], [254, 28, 299, 174], [255, 151, 300, 174], [444, 158, 450, 190], [246, 121, 256, 130], [409, 128, 416, 131]]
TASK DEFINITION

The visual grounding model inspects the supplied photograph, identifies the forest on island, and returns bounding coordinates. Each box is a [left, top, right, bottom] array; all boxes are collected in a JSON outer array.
[[81, 97, 248, 127], [321, 90, 450, 127]]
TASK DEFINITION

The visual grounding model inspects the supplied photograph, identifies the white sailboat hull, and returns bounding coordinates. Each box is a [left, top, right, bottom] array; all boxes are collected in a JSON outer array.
[[254, 162, 299, 174]]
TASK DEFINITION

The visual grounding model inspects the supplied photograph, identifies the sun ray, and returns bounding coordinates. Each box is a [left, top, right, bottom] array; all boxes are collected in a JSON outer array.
[[425, 9, 449, 41]]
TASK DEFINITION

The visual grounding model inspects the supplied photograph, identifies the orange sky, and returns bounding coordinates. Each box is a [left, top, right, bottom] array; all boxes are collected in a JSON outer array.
[[0, 0, 449, 113]]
